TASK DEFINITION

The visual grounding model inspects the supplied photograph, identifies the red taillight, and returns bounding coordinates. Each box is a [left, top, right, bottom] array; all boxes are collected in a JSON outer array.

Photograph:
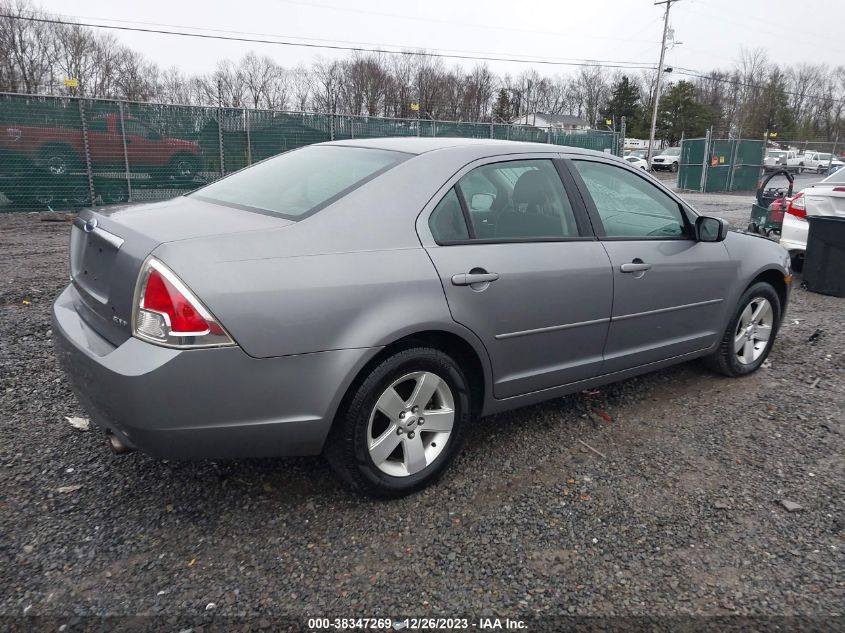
[[134, 259, 233, 348], [833, 187, 845, 192], [786, 193, 806, 219], [143, 268, 210, 334]]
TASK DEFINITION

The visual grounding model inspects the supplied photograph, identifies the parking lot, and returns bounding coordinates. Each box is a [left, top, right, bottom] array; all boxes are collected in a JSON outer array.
[[0, 186, 842, 624]]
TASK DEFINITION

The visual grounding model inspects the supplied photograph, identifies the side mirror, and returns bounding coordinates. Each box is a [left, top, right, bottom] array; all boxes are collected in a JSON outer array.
[[470, 192, 495, 212], [696, 216, 728, 242]]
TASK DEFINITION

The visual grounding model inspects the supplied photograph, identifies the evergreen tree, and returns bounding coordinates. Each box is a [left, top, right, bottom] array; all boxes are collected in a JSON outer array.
[[492, 89, 511, 122], [657, 81, 715, 144], [601, 75, 642, 129]]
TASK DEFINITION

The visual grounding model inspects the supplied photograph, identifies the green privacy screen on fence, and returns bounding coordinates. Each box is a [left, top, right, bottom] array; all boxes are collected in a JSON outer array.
[[0, 93, 618, 210], [677, 137, 764, 193]]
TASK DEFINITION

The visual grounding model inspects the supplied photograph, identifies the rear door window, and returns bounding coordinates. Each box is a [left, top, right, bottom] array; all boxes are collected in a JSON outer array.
[[458, 159, 580, 240]]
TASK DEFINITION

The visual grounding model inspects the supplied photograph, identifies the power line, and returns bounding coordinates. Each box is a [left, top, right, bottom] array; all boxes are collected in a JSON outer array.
[[276, 0, 660, 45], [3, 10, 843, 109], [0, 12, 659, 71]]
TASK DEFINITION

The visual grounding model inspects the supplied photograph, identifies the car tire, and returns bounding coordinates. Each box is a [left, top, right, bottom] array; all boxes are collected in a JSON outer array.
[[789, 252, 804, 273], [169, 154, 200, 180], [99, 181, 129, 205], [670, 162, 678, 173], [38, 144, 79, 176], [325, 347, 471, 499], [703, 282, 781, 378]]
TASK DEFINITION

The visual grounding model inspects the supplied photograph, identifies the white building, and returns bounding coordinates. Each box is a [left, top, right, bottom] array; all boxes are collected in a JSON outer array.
[[510, 113, 590, 131]]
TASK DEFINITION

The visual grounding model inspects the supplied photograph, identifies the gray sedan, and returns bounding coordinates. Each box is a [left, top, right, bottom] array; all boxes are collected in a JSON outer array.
[[53, 138, 791, 498]]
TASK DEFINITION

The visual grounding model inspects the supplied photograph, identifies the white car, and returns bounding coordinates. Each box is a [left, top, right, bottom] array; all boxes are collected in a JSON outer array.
[[780, 169, 845, 269], [800, 152, 845, 174], [649, 147, 681, 172], [624, 155, 649, 170]]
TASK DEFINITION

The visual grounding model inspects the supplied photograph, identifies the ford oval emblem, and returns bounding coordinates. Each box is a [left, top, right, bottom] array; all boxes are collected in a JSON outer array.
[[83, 218, 98, 233]]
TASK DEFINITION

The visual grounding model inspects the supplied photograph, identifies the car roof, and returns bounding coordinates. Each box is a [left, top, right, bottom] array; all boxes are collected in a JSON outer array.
[[323, 136, 614, 159]]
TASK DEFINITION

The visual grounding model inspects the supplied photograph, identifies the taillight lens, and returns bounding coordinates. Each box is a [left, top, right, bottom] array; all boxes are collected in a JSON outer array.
[[786, 193, 806, 219], [133, 258, 234, 348]]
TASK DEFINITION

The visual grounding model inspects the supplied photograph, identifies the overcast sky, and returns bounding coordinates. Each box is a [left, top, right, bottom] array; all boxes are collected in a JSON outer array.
[[36, 0, 845, 78]]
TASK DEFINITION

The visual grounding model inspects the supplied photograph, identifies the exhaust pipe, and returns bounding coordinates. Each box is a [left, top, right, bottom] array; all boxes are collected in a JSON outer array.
[[107, 432, 134, 455]]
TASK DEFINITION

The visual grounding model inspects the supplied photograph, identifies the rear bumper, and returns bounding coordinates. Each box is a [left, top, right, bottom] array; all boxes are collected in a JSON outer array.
[[52, 284, 379, 459], [780, 214, 808, 253]]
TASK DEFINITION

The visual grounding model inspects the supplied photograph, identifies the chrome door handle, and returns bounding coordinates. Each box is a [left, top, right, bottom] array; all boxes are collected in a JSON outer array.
[[620, 262, 652, 273], [451, 272, 500, 286]]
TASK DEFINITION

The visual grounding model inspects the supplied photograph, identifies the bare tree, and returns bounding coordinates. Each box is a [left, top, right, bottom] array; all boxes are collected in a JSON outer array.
[[0, 0, 55, 93]]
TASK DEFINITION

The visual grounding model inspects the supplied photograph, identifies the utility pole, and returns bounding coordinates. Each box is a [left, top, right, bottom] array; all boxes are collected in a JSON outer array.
[[647, 0, 679, 167]]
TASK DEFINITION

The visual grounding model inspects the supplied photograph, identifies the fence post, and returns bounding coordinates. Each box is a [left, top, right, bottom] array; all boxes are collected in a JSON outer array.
[[727, 138, 740, 192], [699, 128, 711, 193], [547, 125, 551, 143], [490, 118, 494, 139], [330, 107, 335, 141], [217, 108, 226, 177], [619, 116, 626, 157], [117, 101, 132, 201], [244, 108, 252, 166], [78, 99, 96, 206]]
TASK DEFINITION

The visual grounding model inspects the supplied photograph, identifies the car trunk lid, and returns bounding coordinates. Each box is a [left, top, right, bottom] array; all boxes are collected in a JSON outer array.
[[69, 196, 292, 347], [806, 185, 845, 218]]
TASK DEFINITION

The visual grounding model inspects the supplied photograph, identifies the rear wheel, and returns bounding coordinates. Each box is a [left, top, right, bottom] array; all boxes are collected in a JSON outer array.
[[99, 181, 129, 204], [670, 161, 678, 173], [38, 144, 79, 176], [169, 154, 200, 179], [325, 347, 471, 498], [703, 282, 781, 377]]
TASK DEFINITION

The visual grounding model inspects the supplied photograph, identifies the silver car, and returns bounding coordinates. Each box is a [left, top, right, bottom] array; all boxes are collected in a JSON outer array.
[[53, 138, 791, 498]]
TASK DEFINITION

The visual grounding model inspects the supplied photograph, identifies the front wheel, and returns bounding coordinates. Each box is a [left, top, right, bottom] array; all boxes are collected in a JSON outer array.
[[325, 347, 471, 498], [670, 161, 678, 173], [169, 154, 200, 179], [703, 282, 781, 377]]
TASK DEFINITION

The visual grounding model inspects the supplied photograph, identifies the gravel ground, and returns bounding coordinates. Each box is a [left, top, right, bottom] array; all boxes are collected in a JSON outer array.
[[1, 202, 843, 629]]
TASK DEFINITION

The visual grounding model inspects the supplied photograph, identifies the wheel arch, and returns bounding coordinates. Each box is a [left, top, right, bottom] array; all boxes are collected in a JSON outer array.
[[38, 141, 80, 160], [325, 327, 491, 450], [748, 267, 789, 319]]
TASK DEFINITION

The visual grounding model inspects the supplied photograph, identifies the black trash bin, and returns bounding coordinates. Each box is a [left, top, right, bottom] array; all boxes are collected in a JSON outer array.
[[803, 216, 845, 297]]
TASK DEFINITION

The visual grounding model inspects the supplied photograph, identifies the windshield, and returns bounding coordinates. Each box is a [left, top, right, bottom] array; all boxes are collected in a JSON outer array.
[[662, 148, 681, 156], [191, 145, 407, 219]]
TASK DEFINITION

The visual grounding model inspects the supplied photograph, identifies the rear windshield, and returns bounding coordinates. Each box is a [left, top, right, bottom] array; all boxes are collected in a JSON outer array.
[[191, 145, 407, 219], [662, 148, 681, 156]]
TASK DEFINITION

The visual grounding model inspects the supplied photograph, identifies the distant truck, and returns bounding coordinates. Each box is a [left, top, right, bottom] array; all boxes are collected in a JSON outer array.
[[1, 114, 201, 178], [763, 149, 803, 173], [800, 151, 845, 174]]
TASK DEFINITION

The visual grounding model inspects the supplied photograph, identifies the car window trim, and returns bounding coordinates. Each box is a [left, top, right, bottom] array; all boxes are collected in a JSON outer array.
[[561, 156, 695, 241], [425, 154, 597, 246], [453, 182, 477, 239]]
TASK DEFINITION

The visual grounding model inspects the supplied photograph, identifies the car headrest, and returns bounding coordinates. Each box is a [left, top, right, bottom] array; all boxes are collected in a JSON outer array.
[[513, 170, 548, 211]]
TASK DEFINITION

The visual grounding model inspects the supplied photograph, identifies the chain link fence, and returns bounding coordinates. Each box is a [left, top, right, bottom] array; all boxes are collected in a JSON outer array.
[[677, 133, 766, 193], [0, 93, 620, 210]]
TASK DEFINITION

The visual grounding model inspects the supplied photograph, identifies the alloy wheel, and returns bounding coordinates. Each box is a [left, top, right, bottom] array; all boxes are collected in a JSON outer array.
[[366, 371, 454, 477], [734, 297, 773, 364], [46, 156, 68, 176]]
